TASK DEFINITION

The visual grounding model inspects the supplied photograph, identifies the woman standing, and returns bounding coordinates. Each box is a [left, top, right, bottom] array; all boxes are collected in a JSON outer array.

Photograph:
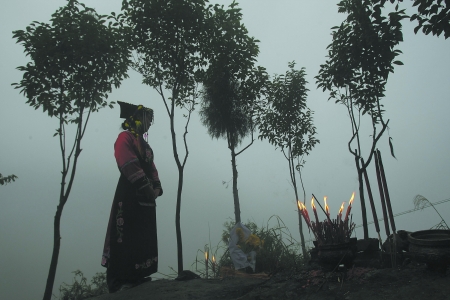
[[101, 101, 163, 293]]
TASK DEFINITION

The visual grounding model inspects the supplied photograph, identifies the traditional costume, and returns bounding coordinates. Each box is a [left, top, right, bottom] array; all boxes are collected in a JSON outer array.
[[101, 101, 163, 293]]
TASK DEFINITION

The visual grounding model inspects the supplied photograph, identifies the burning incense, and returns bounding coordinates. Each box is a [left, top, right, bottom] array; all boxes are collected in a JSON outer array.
[[309, 193, 357, 245], [312, 194, 332, 223], [312, 194, 339, 231], [344, 192, 355, 222]]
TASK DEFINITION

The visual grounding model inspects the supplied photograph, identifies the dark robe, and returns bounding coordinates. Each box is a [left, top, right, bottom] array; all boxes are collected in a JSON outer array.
[[101, 131, 163, 292]]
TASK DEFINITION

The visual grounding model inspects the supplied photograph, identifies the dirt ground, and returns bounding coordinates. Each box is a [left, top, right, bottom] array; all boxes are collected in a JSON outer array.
[[90, 262, 450, 300]]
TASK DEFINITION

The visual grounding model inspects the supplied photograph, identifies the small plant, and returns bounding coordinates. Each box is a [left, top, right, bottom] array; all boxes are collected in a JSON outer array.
[[58, 270, 107, 300], [414, 194, 449, 230], [193, 241, 223, 279], [220, 216, 307, 274]]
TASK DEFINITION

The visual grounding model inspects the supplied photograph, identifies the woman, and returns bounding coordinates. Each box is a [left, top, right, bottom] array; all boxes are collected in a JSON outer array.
[[101, 101, 163, 293]]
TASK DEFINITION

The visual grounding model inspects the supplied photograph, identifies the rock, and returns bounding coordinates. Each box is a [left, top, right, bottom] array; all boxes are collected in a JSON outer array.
[[357, 238, 380, 252], [175, 270, 201, 281]]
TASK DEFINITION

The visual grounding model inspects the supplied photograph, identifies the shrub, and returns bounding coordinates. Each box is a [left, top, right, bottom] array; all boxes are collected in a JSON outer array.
[[58, 270, 107, 300], [220, 216, 307, 274]]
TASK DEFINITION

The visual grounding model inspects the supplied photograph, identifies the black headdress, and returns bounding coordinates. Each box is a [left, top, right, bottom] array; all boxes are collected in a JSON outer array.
[[118, 101, 153, 122]]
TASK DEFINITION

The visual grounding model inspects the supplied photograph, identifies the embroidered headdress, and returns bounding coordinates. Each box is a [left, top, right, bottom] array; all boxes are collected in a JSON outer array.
[[118, 101, 154, 138], [118, 101, 153, 121]]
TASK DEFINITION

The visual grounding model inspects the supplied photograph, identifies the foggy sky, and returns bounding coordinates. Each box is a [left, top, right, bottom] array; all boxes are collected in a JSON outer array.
[[1, 1, 449, 299]]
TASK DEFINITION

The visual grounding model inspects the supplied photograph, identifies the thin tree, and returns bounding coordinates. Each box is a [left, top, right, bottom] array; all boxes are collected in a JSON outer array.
[[12, 1, 130, 299], [200, 2, 268, 224], [120, 0, 211, 273], [200, 68, 267, 224], [257, 62, 319, 258], [316, 0, 406, 239]]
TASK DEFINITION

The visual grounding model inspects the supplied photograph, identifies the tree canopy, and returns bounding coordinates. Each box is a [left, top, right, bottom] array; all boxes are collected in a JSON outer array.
[[13, 0, 129, 118], [201, 72, 251, 148], [410, 0, 450, 39], [258, 62, 318, 159]]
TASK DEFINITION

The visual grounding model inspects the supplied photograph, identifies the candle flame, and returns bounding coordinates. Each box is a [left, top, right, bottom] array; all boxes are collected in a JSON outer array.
[[324, 196, 329, 213], [212, 255, 216, 263], [297, 200, 306, 211], [311, 197, 316, 210], [338, 202, 345, 214], [349, 192, 355, 206], [205, 251, 208, 260]]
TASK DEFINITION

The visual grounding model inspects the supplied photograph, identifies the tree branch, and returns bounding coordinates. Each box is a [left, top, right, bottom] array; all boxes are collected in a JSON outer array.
[[235, 135, 254, 156], [181, 98, 194, 168]]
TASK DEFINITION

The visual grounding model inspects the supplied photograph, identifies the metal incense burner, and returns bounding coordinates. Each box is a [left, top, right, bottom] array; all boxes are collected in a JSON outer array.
[[408, 229, 450, 272]]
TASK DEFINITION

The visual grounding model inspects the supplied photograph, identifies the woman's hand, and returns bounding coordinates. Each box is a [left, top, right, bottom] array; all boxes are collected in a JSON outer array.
[[154, 188, 161, 198], [137, 184, 156, 206]]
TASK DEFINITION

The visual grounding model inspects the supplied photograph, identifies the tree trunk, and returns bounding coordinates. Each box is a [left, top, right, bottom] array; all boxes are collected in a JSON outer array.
[[42, 202, 64, 300], [175, 167, 184, 273], [355, 156, 369, 239], [289, 155, 307, 258], [230, 148, 241, 224], [167, 94, 187, 274]]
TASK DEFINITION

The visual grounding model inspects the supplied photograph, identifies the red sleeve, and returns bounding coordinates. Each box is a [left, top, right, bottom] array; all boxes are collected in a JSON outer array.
[[144, 145, 161, 183], [150, 161, 161, 182], [114, 131, 145, 183]]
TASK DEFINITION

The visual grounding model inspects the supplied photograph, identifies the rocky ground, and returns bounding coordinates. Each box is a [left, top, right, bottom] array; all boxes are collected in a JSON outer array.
[[90, 261, 450, 300]]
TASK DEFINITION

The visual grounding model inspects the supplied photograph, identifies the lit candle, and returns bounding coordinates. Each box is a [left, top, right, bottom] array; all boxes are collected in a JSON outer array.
[[344, 192, 355, 221], [324, 196, 330, 218], [205, 250, 209, 279], [338, 202, 345, 220], [212, 255, 216, 278], [311, 197, 320, 226]]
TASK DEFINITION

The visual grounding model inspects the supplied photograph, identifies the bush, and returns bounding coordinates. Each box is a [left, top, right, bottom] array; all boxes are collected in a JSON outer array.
[[58, 270, 108, 300], [220, 216, 307, 274]]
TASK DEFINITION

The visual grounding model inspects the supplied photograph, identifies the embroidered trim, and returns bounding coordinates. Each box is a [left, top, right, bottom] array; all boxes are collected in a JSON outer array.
[[119, 158, 140, 171], [138, 182, 151, 190], [128, 170, 145, 183], [101, 255, 108, 267], [116, 202, 124, 243], [135, 257, 158, 269]]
